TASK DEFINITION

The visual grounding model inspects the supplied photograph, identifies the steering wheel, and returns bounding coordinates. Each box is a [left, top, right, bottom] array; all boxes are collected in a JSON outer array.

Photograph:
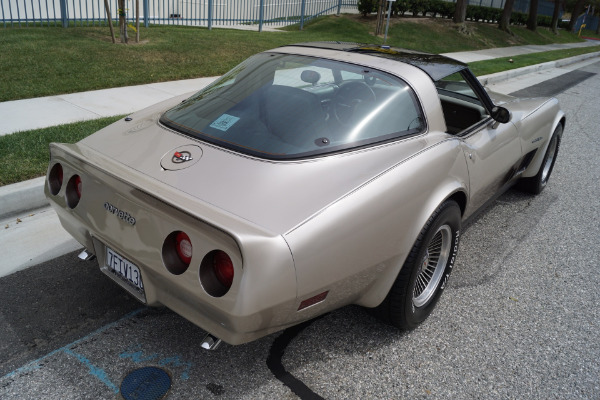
[[334, 81, 376, 126]]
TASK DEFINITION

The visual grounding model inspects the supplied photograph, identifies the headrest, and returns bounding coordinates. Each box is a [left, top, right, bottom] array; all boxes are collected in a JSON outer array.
[[300, 70, 320, 85]]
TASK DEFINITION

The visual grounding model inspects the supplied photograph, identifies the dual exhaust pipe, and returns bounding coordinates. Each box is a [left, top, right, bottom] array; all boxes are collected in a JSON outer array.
[[78, 249, 223, 351]]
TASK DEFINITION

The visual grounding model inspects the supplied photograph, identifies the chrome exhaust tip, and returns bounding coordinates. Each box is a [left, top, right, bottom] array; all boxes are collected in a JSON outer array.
[[78, 250, 96, 261], [201, 333, 222, 351]]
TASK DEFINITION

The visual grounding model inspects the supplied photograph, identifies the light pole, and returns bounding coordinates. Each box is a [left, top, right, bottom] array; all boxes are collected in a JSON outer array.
[[384, 0, 395, 45]]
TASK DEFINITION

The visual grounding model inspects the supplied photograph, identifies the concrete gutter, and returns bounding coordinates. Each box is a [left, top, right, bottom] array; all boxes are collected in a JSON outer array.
[[478, 51, 600, 86], [1, 177, 48, 220]]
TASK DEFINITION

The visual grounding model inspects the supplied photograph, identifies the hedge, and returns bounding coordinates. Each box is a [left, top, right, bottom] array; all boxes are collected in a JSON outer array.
[[357, 0, 558, 28]]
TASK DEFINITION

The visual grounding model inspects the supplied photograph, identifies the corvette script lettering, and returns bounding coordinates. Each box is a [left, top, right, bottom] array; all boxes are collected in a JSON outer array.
[[104, 202, 136, 226]]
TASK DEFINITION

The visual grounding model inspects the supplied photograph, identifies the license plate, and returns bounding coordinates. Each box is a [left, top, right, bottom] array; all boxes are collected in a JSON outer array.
[[106, 246, 144, 293]]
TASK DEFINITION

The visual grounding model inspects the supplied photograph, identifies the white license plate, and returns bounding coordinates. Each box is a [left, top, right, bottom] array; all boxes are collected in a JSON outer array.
[[106, 246, 144, 292]]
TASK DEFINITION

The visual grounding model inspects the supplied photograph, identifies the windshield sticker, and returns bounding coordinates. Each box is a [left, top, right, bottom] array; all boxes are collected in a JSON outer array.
[[210, 114, 240, 132]]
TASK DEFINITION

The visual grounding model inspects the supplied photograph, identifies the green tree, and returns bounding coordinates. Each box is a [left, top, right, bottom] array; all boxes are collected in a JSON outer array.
[[358, 0, 377, 16]]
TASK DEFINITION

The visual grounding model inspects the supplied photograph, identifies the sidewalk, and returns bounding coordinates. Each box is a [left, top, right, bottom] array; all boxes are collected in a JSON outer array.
[[439, 40, 599, 63], [0, 77, 219, 136], [1, 41, 600, 278], [1, 41, 598, 137]]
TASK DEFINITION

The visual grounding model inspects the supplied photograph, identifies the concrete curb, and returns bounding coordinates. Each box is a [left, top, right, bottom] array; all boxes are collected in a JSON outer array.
[[478, 51, 600, 86], [0, 177, 47, 220], [2, 50, 599, 220]]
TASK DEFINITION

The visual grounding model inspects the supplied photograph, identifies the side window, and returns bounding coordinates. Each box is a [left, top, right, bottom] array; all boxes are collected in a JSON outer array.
[[435, 72, 489, 134], [340, 70, 363, 81]]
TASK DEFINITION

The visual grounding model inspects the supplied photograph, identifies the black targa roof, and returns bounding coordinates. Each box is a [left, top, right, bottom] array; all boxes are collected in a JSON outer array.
[[285, 42, 468, 81]]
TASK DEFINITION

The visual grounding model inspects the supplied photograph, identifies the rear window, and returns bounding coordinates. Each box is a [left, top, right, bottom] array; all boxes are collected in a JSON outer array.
[[160, 53, 425, 159]]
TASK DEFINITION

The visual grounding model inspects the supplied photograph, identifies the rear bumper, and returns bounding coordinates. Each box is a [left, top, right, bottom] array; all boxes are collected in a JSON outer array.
[[45, 142, 304, 345]]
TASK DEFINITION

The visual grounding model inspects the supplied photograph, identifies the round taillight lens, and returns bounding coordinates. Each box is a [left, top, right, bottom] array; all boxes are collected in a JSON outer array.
[[175, 232, 192, 265], [66, 174, 82, 209], [75, 175, 82, 199], [213, 251, 234, 289], [162, 231, 192, 275], [200, 250, 235, 297], [48, 163, 63, 196]]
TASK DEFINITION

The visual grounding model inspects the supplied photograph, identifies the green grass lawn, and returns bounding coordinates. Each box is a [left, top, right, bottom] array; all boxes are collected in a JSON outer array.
[[579, 28, 600, 40], [469, 44, 600, 76], [1, 14, 599, 186], [0, 14, 591, 102], [0, 117, 122, 186]]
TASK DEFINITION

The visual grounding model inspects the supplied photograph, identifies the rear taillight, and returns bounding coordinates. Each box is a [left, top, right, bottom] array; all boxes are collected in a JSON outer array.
[[162, 231, 192, 275], [213, 250, 234, 289], [66, 174, 82, 208], [175, 232, 192, 265], [75, 175, 82, 198], [200, 250, 235, 297], [48, 163, 63, 195]]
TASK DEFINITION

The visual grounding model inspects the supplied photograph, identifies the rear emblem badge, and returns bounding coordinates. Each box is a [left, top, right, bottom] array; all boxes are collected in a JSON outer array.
[[173, 151, 193, 163], [161, 145, 202, 170]]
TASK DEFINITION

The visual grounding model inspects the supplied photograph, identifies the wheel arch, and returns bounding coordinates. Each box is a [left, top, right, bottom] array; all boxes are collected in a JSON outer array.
[[355, 184, 468, 309], [446, 190, 467, 217], [522, 107, 565, 179], [285, 138, 470, 314]]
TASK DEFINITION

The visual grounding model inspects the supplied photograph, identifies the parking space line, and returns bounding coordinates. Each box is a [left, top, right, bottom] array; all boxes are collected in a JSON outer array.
[[119, 344, 193, 380], [63, 348, 119, 394], [1, 308, 146, 381]]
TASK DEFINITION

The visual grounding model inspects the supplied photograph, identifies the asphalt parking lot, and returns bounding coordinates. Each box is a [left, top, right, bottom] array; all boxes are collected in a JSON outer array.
[[1, 62, 599, 399]]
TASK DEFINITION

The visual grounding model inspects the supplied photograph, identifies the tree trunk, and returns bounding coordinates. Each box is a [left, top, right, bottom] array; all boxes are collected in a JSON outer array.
[[550, 0, 561, 34], [375, 0, 386, 36], [136, 0, 140, 43], [453, 0, 468, 23], [104, 0, 116, 43], [118, 0, 128, 44], [568, 0, 586, 32], [527, 0, 539, 31], [498, 0, 516, 32]]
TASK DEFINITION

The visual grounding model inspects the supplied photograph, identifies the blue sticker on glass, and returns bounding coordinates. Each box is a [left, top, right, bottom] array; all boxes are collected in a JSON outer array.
[[210, 114, 240, 132]]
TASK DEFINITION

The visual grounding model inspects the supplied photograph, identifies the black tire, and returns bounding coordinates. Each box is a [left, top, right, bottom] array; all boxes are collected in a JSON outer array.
[[374, 200, 461, 330], [517, 124, 562, 195]]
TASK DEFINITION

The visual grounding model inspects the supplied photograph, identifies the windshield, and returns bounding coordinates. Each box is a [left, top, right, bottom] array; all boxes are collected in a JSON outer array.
[[160, 53, 425, 159]]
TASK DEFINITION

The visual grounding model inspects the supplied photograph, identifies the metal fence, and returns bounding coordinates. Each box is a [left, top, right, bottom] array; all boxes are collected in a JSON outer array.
[[462, 0, 505, 8], [1, 0, 358, 29], [573, 13, 599, 32]]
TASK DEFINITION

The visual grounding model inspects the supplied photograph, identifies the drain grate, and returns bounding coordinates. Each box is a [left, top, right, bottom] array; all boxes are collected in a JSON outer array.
[[120, 366, 171, 400]]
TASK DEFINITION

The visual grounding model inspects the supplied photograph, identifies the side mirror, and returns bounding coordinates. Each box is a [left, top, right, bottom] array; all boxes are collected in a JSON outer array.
[[491, 106, 511, 124]]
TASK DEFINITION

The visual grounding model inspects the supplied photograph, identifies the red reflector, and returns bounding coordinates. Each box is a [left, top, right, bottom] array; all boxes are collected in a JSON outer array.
[[175, 232, 192, 265], [213, 251, 234, 288], [48, 163, 64, 196], [75, 175, 82, 198], [298, 291, 329, 311]]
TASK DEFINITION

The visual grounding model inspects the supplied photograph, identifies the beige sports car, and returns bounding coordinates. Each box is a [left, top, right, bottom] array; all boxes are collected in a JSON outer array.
[[45, 42, 564, 348]]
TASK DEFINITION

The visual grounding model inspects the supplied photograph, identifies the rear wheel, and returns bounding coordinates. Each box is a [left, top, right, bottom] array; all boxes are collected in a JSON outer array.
[[518, 124, 562, 195], [374, 200, 461, 330]]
